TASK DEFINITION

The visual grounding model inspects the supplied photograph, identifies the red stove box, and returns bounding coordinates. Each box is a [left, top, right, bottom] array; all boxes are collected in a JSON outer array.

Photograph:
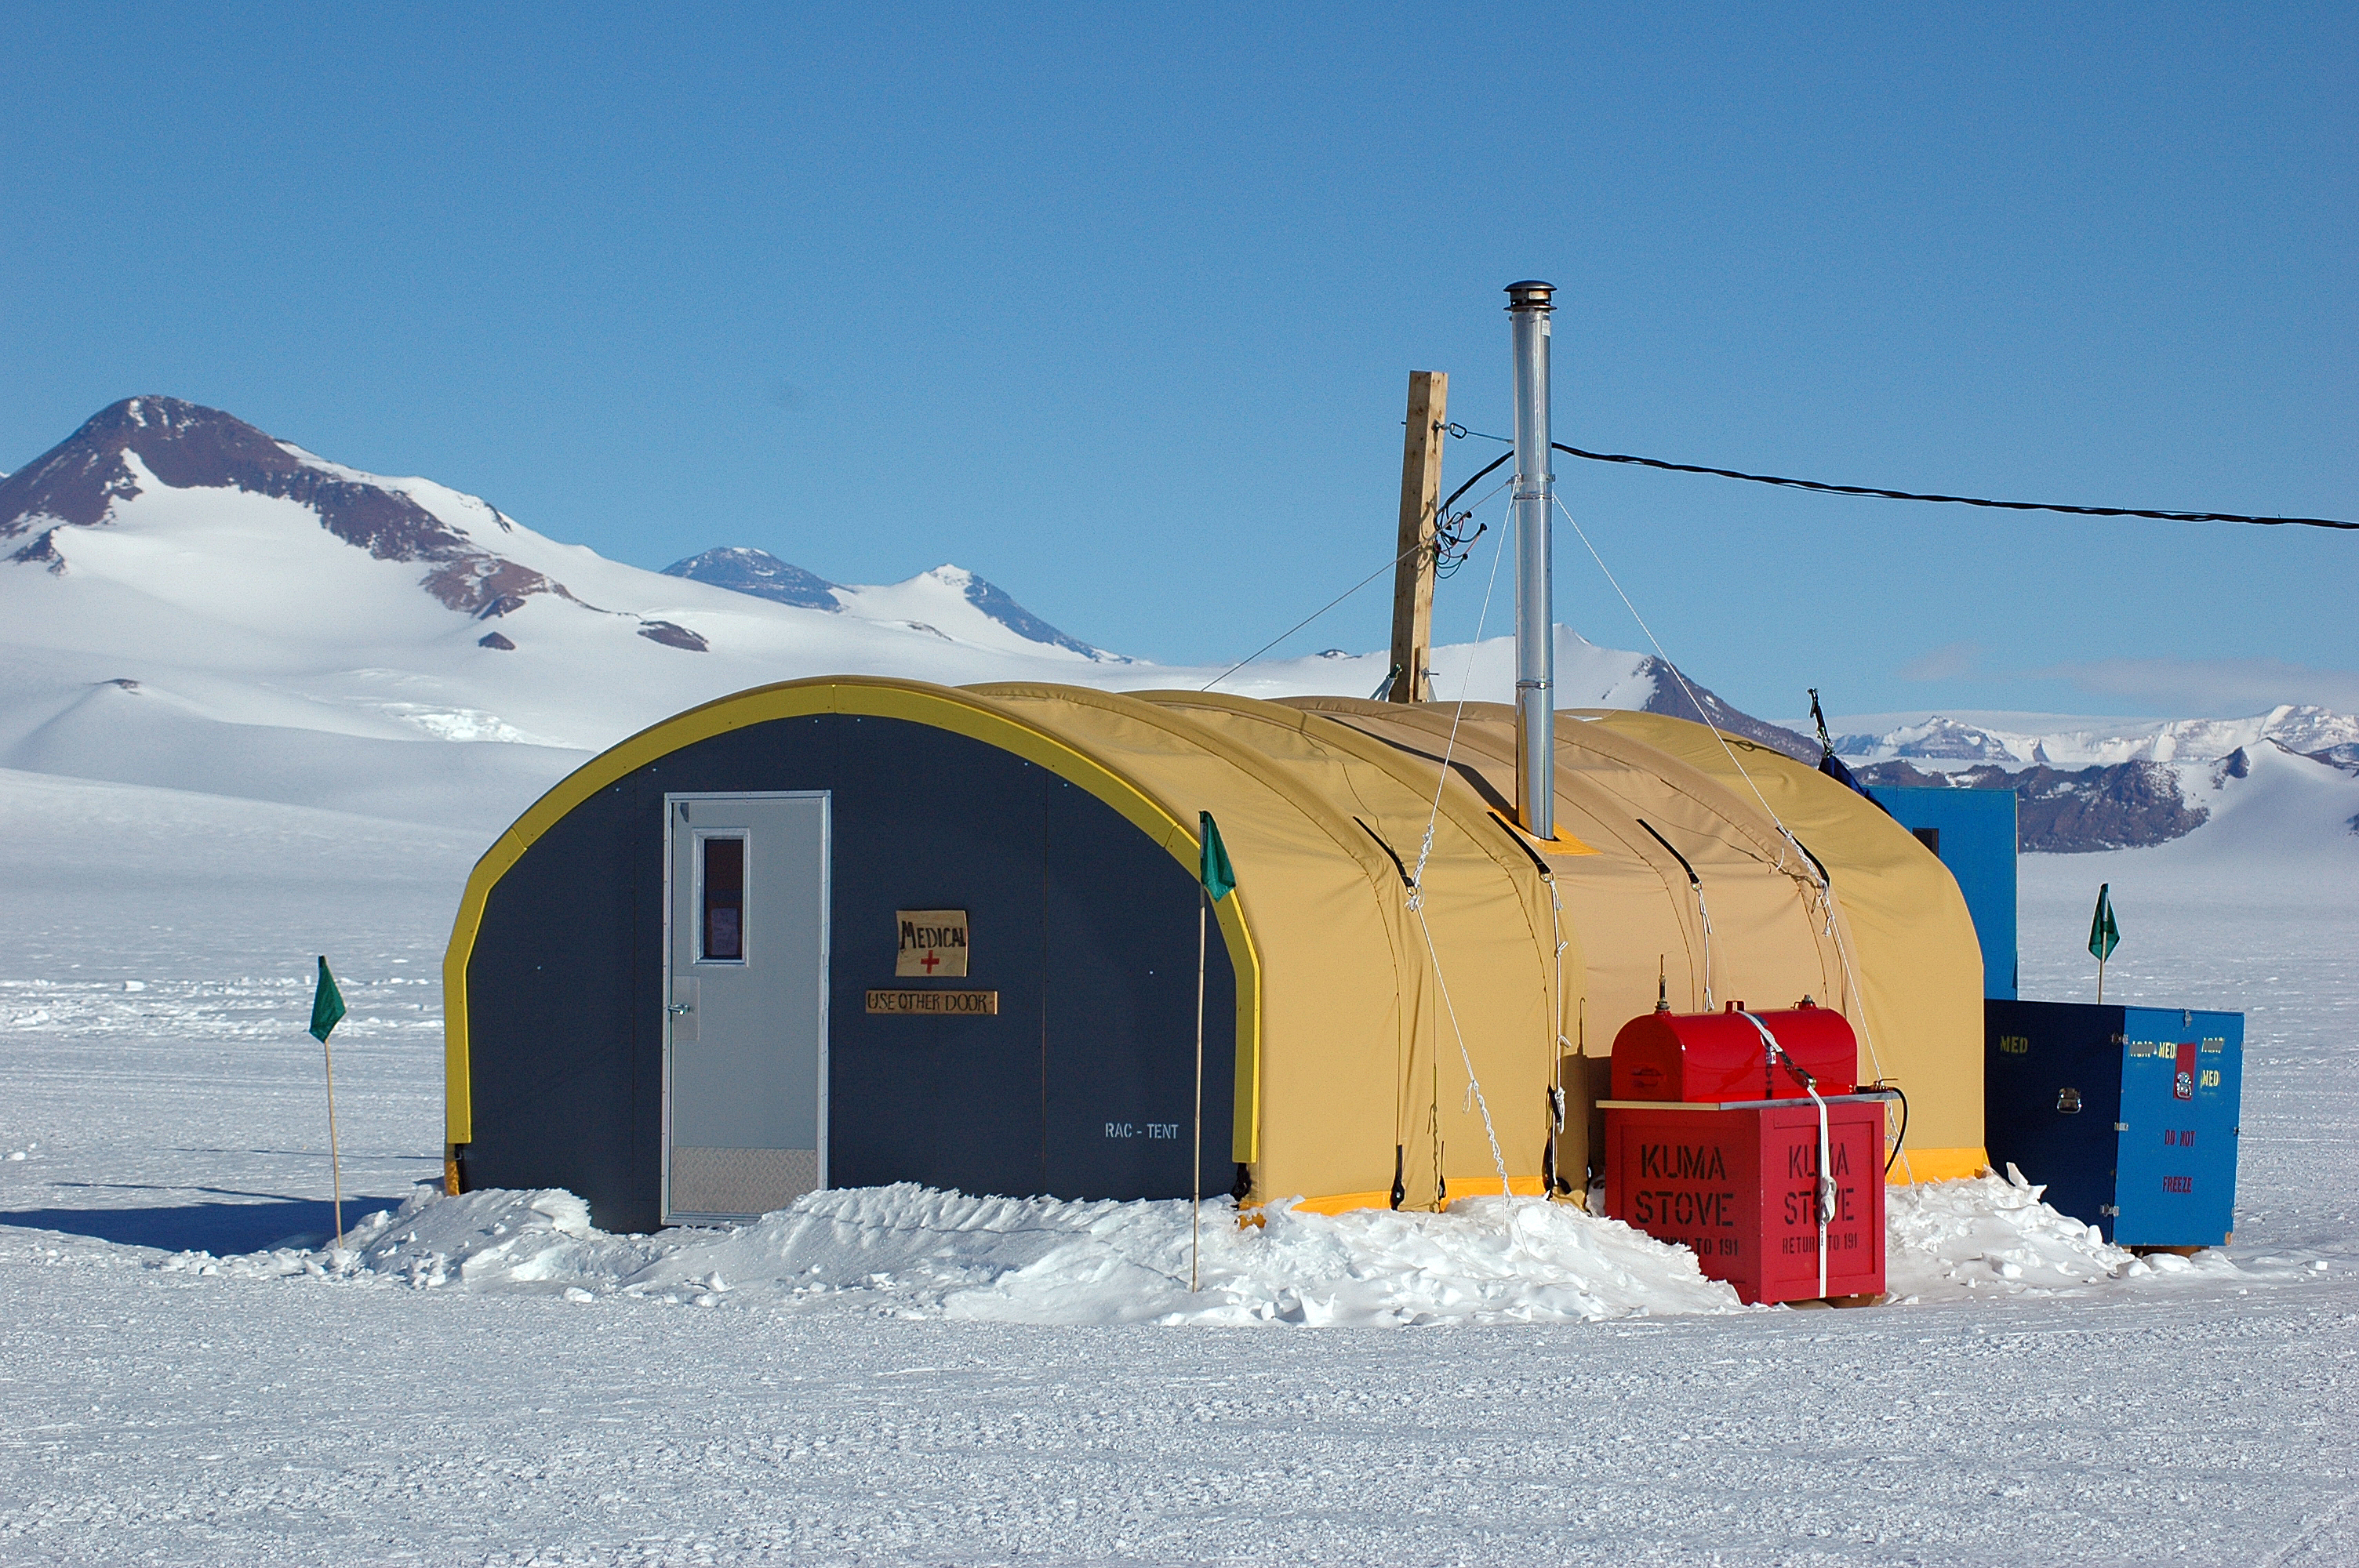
[[1603, 1100, 1886, 1305], [1610, 1000, 1858, 1104]]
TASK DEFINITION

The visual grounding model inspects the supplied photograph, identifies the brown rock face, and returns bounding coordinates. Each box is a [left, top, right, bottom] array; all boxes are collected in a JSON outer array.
[[1632, 656, 1817, 761], [9, 530, 66, 573], [636, 620, 708, 652], [1852, 757, 2211, 852], [0, 397, 571, 617]]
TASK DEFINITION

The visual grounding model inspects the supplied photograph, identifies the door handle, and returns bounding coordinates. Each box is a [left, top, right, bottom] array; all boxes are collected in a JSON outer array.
[[667, 1003, 694, 1016]]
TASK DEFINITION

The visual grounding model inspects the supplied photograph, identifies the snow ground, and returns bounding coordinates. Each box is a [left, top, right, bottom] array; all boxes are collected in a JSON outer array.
[[2, 767, 2355, 1564]]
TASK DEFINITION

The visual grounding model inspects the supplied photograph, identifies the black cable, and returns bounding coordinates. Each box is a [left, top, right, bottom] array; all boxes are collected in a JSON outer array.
[[1434, 449, 1513, 527], [1443, 423, 2356, 530], [1867, 1081, 1910, 1174], [1551, 441, 2356, 531]]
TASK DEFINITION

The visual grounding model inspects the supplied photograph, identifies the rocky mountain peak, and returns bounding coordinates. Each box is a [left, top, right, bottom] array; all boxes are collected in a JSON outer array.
[[2, 396, 565, 618], [942, 567, 1110, 661], [667, 545, 1114, 661], [1830, 715, 2020, 762], [1630, 655, 1815, 760], [662, 547, 839, 611]]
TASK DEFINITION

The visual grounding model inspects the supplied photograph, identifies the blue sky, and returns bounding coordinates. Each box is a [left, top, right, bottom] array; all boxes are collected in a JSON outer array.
[[4, 4, 2351, 720]]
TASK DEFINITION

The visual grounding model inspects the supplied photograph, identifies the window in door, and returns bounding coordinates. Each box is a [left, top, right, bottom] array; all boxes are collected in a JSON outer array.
[[701, 835, 746, 962]]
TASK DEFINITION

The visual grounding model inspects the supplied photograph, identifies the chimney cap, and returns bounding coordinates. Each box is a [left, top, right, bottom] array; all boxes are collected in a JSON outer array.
[[1504, 280, 1556, 310]]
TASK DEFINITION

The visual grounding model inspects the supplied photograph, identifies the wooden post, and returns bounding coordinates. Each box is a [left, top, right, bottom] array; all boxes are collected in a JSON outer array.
[[1389, 371, 1447, 702]]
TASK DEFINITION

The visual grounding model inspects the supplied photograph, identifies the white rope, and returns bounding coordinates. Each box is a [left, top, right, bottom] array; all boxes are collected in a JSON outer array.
[[1551, 495, 1806, 868], [1200, 478, 1512, 695], [1414, 902, 1513, 1196], [1736, 1009, 1835, 1299], [1821, 902, 1913, 1182], [1551, 493, 1898, 1122], [1401, 507, 1516, 1203], [1695, 884, 1716, 1012], [1407, 497, 1510, 895]]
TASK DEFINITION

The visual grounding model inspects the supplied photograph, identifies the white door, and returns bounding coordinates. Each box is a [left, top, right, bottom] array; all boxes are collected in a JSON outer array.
[[663, 791, 830, 1224]]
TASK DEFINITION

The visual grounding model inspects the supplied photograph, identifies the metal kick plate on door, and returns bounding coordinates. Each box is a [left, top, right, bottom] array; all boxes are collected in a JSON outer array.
[[669, 977, 699, 1042]]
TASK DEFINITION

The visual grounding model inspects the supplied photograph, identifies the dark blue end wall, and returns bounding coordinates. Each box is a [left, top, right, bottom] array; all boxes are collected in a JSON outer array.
[[460, 713, 1237, 1232]]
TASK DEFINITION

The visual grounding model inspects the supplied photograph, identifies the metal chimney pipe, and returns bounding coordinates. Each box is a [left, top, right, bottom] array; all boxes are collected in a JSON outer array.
[[1506, 279, 1556, 840]]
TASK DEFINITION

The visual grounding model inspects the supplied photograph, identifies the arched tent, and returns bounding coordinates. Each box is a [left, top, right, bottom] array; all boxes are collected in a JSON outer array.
[[443, 675, 1986, 1232]]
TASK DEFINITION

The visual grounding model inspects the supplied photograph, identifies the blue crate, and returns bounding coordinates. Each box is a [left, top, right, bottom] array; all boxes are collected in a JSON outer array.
[[1984, 999, 2242, 1247]]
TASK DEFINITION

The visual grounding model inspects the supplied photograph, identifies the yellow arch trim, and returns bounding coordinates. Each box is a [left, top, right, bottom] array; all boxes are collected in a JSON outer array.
[[443, 676, 1266, 1160]]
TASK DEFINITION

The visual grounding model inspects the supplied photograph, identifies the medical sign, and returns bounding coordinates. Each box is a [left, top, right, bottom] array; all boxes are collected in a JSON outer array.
[[896, 909, 969, 978]]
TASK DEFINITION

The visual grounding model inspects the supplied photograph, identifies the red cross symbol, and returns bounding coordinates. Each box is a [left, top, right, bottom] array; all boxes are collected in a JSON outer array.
[[920, 950, 940, 973]]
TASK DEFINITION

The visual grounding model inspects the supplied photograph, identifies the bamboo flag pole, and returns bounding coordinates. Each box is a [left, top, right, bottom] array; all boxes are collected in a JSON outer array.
[[1191, 887, 1206, 1293], [309, 956, 348, 1250], [2088, 884, 2119, 1005], [1192, 811, 1236, 1295]]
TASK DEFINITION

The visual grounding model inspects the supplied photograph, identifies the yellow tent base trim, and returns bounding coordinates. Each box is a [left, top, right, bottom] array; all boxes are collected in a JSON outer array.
[[1282, 1190, 1394, 1218], [1443, 1175, 1548, 1203], [1271, 1177, 1549, 1218], [1886, 1146, 1988, 1185], [1270, 1159, 1986, 1215]]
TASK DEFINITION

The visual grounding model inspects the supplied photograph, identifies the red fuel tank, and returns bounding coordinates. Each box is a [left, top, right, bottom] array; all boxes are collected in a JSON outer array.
[[1611, 1000, 1859, 1103]]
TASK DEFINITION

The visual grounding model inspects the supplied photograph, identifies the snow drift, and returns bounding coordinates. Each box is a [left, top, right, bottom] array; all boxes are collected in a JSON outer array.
[[162, 1170, 2309, 1328]]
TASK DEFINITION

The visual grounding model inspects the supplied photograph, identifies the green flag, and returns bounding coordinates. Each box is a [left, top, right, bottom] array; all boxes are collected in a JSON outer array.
[[2088, 884, 2119, 964], [309, 956, 347, 1044], [1198, 811, 1235, 903]]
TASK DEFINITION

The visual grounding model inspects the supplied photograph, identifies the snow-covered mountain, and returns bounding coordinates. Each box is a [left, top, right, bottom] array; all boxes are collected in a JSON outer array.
[[6, 395, 2342, 856], [1851, 738, 2359, 853], [1815, 705, 2359, 852], [2081, 739, 2359, 862], [0, 397, 1814, 828], [661, 546, 1118, 661], [1827, 706, 2359, 769], [659, 546, 840, 611]]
